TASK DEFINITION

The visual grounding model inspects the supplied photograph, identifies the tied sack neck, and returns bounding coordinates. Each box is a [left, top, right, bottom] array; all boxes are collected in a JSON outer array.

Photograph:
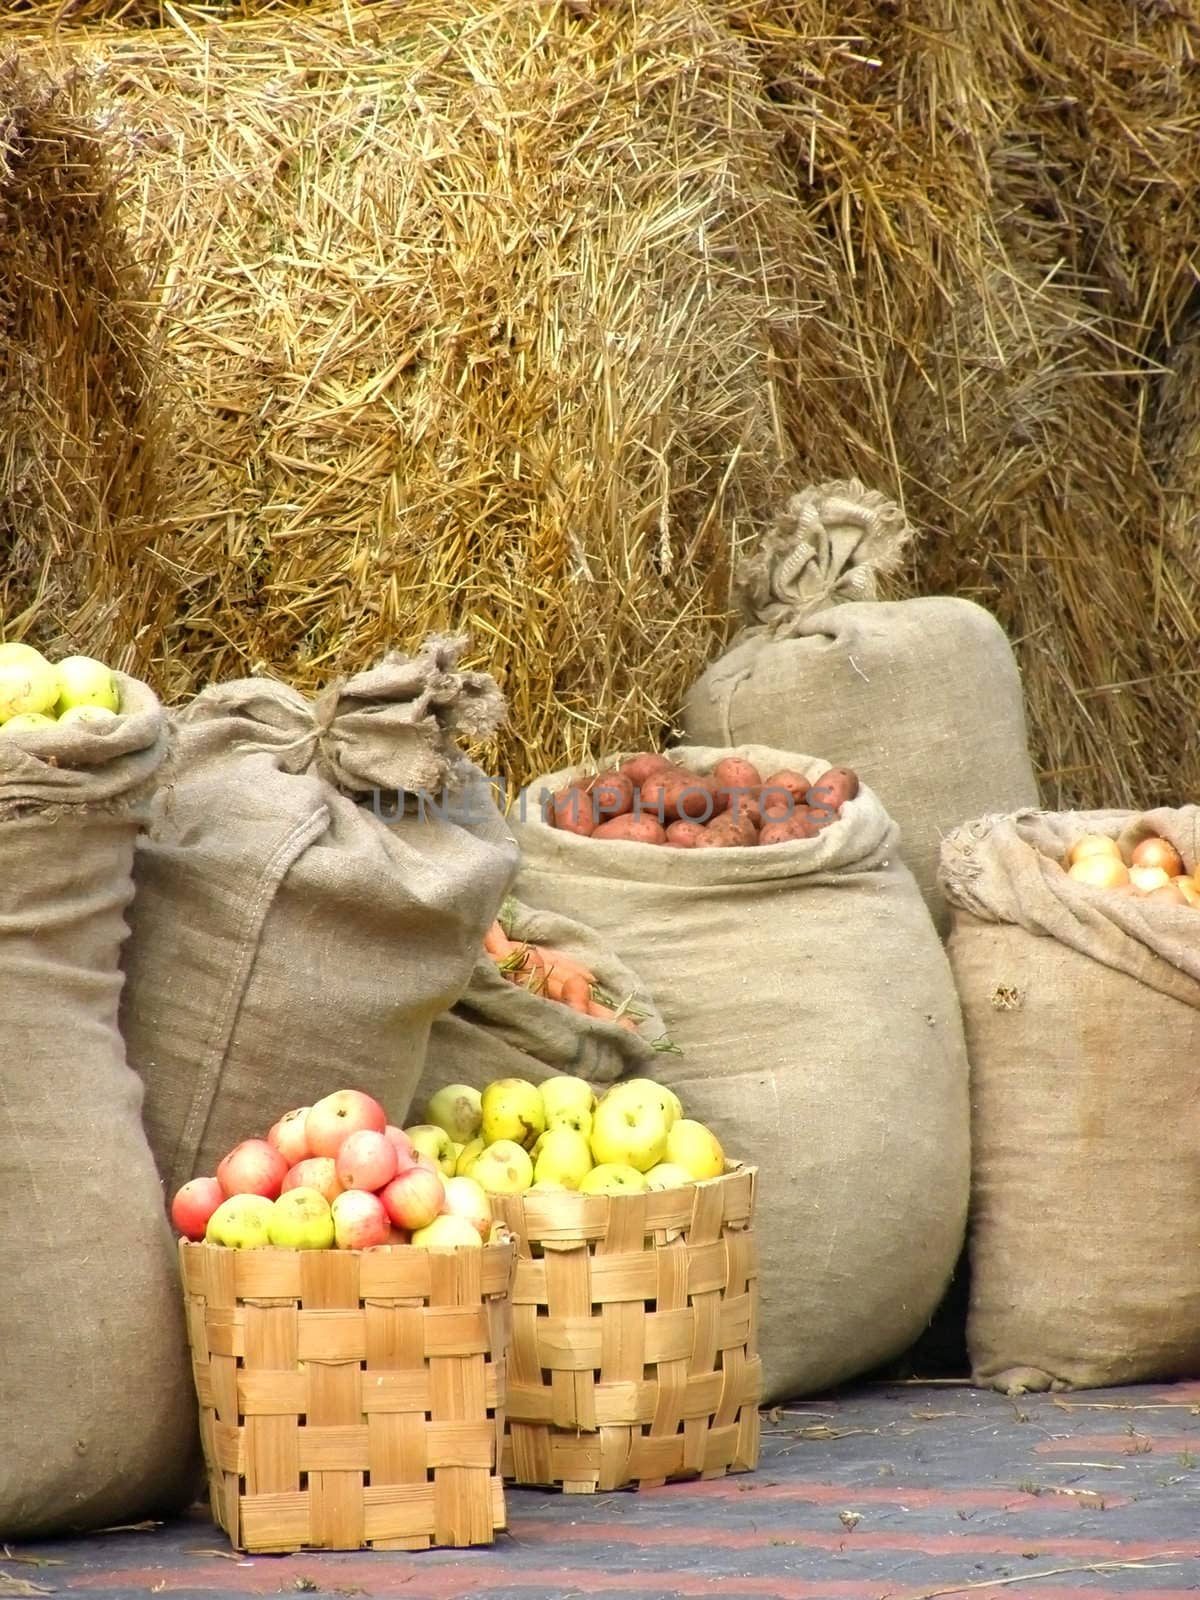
[[186, 634, 505, 796], [734, 478, 912, 638]]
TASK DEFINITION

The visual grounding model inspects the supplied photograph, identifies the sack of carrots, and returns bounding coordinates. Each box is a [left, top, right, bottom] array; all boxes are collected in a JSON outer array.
[[413, 897, 675, 1111]]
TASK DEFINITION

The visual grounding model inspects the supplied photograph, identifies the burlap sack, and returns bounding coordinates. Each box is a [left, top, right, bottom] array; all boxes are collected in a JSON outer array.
[[679, 480, 1040, 934], [415, 896, 673, 1111], [0, 676, 200, 1539], [940, 807, 1200, 1394], [513, 744, 971, 1403], [121, 638, 519, 1191]]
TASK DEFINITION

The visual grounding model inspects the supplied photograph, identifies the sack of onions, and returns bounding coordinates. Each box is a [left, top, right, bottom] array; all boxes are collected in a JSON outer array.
[[939, 806, 1200, 1395]]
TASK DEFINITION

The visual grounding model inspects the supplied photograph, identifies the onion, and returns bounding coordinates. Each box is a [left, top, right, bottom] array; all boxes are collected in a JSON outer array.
[[1173, 876, 1200, 907], [1066, 834, 1122, 868], [1130, 836, 1185, 878], [1129, 865, 1172, 895], [1068, 855, 1130, 890], [1144, 884, 1188, 907]]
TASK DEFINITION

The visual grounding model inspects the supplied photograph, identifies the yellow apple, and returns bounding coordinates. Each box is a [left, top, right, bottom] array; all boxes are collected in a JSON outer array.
[[600, 1078, 682, 1128], [423, 1083, 483, 1144], [403, 1123, 458, 1177], [0, 643, 59, 724], [644, 1162, 694, 1191], [480, 1077, 546, 1151], [532, 1128, 593, 1190], [205, 1193, 274, 1248], [539, 1074, 596, 1128], [665, 1118, 725, 1181], [267, 1188, 335, 1249], [57, 704, 119, 728], [528, 1179, 568, 1193], [456, 1136, 485, 1175], [1, 712, 55, 732], [579, 1163, 649, 1196], [589, 1092, 669, 1172], [54, 654, 119, 715], [467, 1139, 534, 1195], [411, 1213, 483, 1249]]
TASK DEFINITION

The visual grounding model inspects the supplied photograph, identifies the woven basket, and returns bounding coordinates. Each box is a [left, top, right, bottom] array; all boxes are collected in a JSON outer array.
[[492, 1163, 761, 1493], [179, 1236, 514, 1553]]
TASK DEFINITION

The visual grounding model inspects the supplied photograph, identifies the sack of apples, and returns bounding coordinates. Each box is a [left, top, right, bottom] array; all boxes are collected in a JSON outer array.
[[403, 1071, 763, 1495], [170, 1090, 514, 1556]]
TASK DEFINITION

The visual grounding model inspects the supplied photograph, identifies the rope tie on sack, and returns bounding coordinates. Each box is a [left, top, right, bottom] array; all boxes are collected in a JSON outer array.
[[735, 478, 913, 636]]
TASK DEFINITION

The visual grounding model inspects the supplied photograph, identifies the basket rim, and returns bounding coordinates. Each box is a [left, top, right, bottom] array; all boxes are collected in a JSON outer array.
[[178, 1228, 515, 1258]]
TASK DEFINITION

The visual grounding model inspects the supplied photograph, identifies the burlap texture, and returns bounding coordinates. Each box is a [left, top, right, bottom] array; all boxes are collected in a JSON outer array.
[[512, 743, 970, 1403], [941, 807, 1200, 1393], [121, 638, 519, 1190], [0, 675, 200, 1538], [416, 896, 672, 1111], [680, 480, 1040, 933]]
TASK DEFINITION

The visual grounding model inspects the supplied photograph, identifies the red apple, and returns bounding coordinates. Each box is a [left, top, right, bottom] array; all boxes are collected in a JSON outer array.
[[170, 1175, 224, 1241], [217, 1138, 289, 1200], [385, 1124, 419, 1169], [281, 1156, 342, 1204], [380, 1164, 445, 1231], [267, 1105, 312, 1165], [306, 1089, 388, 1157], [330, 1189, 390, 1250], [336, 1129, 399, 1193], [440, 1175, 492, 1241], [385, 1225, 409, 1246]]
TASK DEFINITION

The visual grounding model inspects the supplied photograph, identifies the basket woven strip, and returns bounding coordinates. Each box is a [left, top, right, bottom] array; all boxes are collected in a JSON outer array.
[[497, 1165, 761, 1492], [180, 1239, 511, 1552]]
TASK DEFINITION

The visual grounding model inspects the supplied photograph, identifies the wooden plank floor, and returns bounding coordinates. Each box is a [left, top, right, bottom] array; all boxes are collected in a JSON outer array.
[[6, 1380, 1197, 1599]]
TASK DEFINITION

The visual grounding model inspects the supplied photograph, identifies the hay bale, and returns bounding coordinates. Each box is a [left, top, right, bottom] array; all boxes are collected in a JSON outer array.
[[13, 0, 823, 786], [723, 2, 1189, 810], [0, 53, 180, 674]]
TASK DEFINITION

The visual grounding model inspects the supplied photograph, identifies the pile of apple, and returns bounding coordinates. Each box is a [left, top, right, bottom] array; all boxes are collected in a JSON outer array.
[[0, 642, 123, 731], [171, 1089, 497, 1253], [412, 1074, 727, 1197], [1064, 832, 1198, 906]]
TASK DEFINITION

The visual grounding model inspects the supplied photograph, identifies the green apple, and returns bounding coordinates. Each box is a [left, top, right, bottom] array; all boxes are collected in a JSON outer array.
[[456, 1136, 485, 1175], [466, 1138, 533, 1195], [411, 1213, 483, 1249], [205, 1193, 274, 1248], [644, 1162, 694, 1191], [578, 1163, 648, 1196], [57, 704, 119, 728], [665, 1118, 725, 1180], [480, 1077, 546, 1151], [601, 1078, 682, 1128], [54, 653, 119, 714], [267, 1187, 335, 1249], [423, 1083, 483, 1145], [589, 1092, 669, 1173], [404, 1123, 458, 1177], [532, 1128, 593, 1191], [1, 712, 55, 732], [539, 1074, 596, 1126], [0, 643, 60, 724]]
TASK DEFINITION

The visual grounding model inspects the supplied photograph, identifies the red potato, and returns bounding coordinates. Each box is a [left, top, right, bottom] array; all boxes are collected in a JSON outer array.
[[763, 769, 811, 804], [759, 786, 796, 821], [639, 768, 720, 824], [619, 752, 674, 787], [760, 813, 821, 846], [665, 820, 708, 849], [590, 770, 636, 820], [592, 813, 668, 845], [807, 766, 860, 817], [712, 756, 763, 792], [694, 812, 758, 849], [549, 785, 597, 836]]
